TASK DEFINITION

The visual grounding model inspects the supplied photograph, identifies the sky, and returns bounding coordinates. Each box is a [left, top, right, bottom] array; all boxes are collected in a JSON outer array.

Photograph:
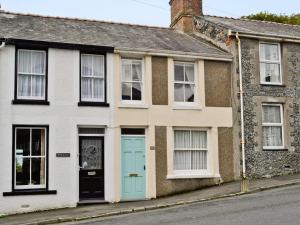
[[1, 0, 299, 27]]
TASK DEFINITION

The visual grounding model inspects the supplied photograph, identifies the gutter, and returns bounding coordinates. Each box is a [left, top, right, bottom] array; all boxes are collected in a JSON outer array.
[[115, 49, 233, 62], [235, 32, 247, 187], [229, 30, 300, 43]]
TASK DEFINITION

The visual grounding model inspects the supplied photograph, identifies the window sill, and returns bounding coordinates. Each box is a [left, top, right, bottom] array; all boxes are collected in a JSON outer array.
[[3, 190, 57, 196], [78, 102, 110, 107], [263, 148, 288, 152], [12, 99, 50, 105], [260, 83, 285, 87], [166, 174, 220, 180]]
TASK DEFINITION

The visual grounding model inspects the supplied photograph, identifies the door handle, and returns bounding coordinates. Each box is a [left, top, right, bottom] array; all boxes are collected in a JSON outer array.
[[129, 173, 138, 177]]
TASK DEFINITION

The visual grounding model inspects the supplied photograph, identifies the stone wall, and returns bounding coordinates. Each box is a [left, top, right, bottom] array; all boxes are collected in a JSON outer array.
[[241, 38, 300, 178]]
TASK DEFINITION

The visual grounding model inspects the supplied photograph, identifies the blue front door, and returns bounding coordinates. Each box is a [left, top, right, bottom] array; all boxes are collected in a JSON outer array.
[[121, 136, 146, 200]]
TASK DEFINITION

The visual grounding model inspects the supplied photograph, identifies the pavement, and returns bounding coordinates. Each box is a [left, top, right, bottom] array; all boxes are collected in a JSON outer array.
[[1, 173, 300, 225], [66, 183, 300, 225]]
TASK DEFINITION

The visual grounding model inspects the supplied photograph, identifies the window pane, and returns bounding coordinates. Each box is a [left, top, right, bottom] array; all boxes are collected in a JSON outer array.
[[263, 105, 281, 123], [260, 63, 280, 83], [132, 62, 142, 81], [31, 51, 45, 74], [79, 128, 105, 135], [263, 126, 283, 147], [82, 77, 93, 99], [132, 83, 142, 100], [94, 78, 104, 100], [32, 129, 46, 156], [31, 75, 45, 97], [18, 50, 31, 73], [122, 62, 132, 81], [16, 129, 30, 156], [31, 158, 46, 185], [174, 83, 184, 102], [16, 157, 30, 186], [185, 65, 194, 82], [174, 150, 191, 170], [260, 44, 279, 61], [175, 64, 184, 81], [121, 128, 145, 135], [185, 84, 195, 102], [93, 56, 104, 77], [191, 151, 207, 170], [174, 130, 190, 149], [122, 82, 131, 100], [191, 131, 207, 149], [18, 74, 31, 97], [81, 55, 93, 76]]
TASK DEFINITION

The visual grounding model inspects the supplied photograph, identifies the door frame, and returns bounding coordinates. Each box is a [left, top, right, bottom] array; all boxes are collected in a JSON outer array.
[[78, 128, 105, 202], [120, 130, 147, 201]]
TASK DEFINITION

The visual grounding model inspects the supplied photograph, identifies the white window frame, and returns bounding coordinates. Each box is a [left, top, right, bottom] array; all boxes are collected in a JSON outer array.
[[173, 128, 209, 175], [259, 42, 282, 85], [81, 54, 105, 102], [17, 49, 47, 100], [262, 103, 284, 150], [14, 127, 47, 190], [173, 61, 198, 107], [120, 58, 145, 104]]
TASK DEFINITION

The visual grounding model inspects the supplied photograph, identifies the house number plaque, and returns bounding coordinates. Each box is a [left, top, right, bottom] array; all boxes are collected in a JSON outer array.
[[56, 153, 71, 158]]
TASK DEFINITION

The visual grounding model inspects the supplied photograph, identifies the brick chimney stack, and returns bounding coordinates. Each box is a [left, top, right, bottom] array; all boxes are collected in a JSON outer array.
[[170, 0, 203, 33]]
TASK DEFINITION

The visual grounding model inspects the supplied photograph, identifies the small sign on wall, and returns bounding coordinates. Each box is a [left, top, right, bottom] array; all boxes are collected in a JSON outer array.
[[56, 153, 71, 158], [150, 146, 156, 151]]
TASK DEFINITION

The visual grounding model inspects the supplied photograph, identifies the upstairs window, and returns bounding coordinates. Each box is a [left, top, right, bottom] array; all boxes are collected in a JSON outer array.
[[81, 54, 105, 102], [17, 49, 47, 100], [174, 62, 195, 103], [262, 104, 284, 149], [121, 59, 143, 102], [260, 43, 282, 85]]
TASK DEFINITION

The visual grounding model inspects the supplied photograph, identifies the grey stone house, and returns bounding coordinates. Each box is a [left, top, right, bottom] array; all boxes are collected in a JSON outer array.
[[170, 0, 300, 178]]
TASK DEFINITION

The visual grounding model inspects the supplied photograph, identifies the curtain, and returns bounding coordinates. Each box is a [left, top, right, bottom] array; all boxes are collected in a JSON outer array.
[[174, 130, 208, 170], [260, 63, 280, 83], [263, 105, 281, 123], [81, 55, 104, 100], [184, 64, 194, 82], [260, 44, 279, 61], [18, 50, 45, 98], [263, 127, 283, 147], [132, 62, 142, 81]]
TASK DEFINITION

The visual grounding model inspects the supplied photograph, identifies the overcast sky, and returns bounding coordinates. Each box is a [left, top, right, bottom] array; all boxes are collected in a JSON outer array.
[[1, 0, 299, 27]]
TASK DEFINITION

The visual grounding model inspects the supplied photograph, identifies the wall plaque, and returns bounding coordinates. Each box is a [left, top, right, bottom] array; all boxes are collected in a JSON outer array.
[[56, 153, 71, 158]]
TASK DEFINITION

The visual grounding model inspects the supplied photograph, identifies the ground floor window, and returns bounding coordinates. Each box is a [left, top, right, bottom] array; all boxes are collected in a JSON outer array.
[[174, 129, 208, 171], [262, 104, 284, 149], [14, 126, 48, 190]]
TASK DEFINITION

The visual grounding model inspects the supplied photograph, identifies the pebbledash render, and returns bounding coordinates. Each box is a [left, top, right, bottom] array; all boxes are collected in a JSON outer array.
[[0, 1, 235, 214]]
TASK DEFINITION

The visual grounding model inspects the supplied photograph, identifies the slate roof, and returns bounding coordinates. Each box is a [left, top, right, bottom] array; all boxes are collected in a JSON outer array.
[[0, 11, 231, 59], [202, 15, 300, 39]]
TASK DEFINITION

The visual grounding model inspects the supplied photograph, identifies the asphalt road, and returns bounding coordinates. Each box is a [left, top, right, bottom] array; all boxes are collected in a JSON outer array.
[[65, 185, 300, 225]]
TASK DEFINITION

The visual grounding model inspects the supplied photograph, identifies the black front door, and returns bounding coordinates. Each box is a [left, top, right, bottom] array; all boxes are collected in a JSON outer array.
[[79, 136, 104, 200]]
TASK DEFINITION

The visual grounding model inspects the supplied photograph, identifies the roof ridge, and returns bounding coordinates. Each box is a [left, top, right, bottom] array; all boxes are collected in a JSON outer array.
[[0, 10, 170, 30], [204, 14, 300, 28]]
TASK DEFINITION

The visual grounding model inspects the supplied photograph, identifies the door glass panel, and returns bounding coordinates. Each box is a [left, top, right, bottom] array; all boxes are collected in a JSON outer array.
[[81, 139, 102, 170]]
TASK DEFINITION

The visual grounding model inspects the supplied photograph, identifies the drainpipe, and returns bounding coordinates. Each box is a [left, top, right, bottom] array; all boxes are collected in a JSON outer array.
[[236, 32, 249, 192], [0, 41, 5, 50]]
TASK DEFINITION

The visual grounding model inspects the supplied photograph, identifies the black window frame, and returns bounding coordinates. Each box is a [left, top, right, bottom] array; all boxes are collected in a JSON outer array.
[[12, 45, 50, 105], [78, 51, 109, 107], [3, 125, 57, 196]]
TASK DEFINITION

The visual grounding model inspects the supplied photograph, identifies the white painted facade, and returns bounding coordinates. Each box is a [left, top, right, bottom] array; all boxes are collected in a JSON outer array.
[[0, 46, 116, 214]]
